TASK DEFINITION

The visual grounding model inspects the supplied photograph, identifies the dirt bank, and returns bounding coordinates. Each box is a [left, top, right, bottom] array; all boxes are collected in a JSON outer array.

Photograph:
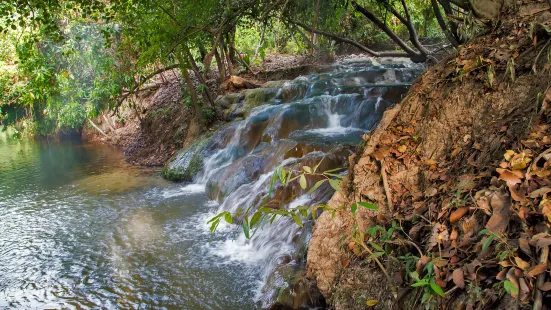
[[307, 2, 551, 309]]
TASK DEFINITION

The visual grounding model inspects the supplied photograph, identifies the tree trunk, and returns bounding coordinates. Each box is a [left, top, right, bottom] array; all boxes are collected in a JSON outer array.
[[214, 47, 226, 83], [222, 37, 235, 76], [176, 49, 202, 123], [183, 45, 214, 106]]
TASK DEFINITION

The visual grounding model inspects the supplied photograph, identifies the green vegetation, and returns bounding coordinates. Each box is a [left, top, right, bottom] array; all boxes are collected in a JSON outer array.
[[0, 0, 459, 138]]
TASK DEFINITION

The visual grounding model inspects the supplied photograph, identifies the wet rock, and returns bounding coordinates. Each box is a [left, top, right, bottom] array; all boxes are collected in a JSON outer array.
[[206, 140, 298, 200], [162, 136, 210, 182], [261, 80, 289, 89]]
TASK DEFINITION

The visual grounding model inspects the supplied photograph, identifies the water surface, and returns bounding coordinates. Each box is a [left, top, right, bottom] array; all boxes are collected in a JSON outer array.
[[0, 136, 264, 309]]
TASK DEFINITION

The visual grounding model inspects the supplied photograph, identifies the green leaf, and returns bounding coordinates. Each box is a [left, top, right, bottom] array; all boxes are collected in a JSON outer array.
[[409, 271, 420, 281], [243, 216, 250, 239], [323, 167, 345, 173], [351, 203, 357, 214], [299, 208, 308, 217], [270, 214, 277, 224], [504, 280, 519, 295], [207, 213, 223, 224], [308, 179, 326, 194], [302, 166, 312, 173], [258, 207, 273, 213], [292, 214, 303, 227], [358, 201, 379, 210], [250, 212, 261, 228], [328, 179, 340, 191], [478, 229, 490, 236], [299, 174, 307, 190], [369, 242, 384, 252], [411, 281, 429, 287], [224, 212, 233, 224], [430, 280, 445, 297], [324, 172, 343, 179], [368, 251, 385, 259], [313, 158, 324, 173], [209, 219, 220, 232], [482, 234, 496, 250]]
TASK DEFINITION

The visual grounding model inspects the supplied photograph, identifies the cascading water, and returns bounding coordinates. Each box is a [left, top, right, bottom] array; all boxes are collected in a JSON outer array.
[[164, 58, 424, 308]]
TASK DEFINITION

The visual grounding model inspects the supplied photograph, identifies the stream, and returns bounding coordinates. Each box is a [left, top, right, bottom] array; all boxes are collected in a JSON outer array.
[[0, 58, 423, 309]]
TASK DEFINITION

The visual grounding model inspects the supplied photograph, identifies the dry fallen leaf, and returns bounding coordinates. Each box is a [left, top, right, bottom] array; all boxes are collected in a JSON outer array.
[[510, 153, 532, 170], [514, 257, 531, 270], [539, 282, 551, 291], [530, 187, 551, 198], [450, 207, 469, 223], [366, 300, 378, 307], [519, 238, 531, 256], [486, 189, 512, 234], [526, 263, 547, 277], [504, 150, 516, 161], [397, 145, 407, 153], [452, 269, 465, 288], [496, 168, 522, 186], [425, 187, 438, 197]]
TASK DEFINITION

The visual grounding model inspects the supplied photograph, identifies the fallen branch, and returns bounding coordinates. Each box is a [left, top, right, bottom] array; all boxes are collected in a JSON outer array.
[[88, 119, 108, 138], [380, 160, 394, 214]]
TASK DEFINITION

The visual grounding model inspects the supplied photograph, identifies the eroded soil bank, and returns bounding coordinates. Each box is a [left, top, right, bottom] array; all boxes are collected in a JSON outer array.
[[307, 1, 551, 309]]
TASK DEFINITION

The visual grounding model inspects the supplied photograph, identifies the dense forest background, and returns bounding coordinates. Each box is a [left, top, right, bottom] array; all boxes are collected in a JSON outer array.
[[0, 0, 455, 138]]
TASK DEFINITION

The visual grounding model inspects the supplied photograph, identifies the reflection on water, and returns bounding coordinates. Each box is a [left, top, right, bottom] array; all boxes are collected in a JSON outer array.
[[0, 135, 263, 309]]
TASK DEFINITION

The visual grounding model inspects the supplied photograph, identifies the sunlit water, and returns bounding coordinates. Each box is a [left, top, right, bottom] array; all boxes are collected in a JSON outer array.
[[0, 137, 266, 309]]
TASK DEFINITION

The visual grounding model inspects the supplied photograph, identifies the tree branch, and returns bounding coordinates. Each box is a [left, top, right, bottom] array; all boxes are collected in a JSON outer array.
[[351, 1, 424, 61], [432, 0, 460, 47], [112, 64, 179, 114], [291, 20, 409, 58]]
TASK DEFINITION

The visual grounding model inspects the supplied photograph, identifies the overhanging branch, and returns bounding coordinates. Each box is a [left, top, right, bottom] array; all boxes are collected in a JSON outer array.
[[291, 20, 409, 58], [351, 1, 423, 60]]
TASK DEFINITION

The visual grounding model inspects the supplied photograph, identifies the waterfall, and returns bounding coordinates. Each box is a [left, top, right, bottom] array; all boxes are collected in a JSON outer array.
[[164, 58, 424, 308]]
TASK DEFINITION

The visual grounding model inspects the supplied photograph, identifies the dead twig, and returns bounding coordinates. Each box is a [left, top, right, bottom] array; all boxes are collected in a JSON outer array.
[[380, 160, 394, 214]]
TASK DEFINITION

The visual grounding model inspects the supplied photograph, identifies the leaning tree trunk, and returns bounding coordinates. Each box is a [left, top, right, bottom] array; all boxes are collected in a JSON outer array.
[[307, 1, 551, 308]]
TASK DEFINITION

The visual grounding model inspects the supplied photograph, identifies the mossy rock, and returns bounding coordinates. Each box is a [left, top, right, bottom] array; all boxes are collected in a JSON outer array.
[[162, 136, 210, 182], [260, 80, 289, 89]]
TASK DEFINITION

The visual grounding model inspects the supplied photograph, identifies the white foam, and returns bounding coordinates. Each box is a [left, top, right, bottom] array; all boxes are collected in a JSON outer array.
[[161, 184, 206, 198]]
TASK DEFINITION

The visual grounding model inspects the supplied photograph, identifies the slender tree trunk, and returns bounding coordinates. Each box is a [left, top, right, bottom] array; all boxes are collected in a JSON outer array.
[[176, 49, 202, 122], [351, 1, 425, 61], [432, 0, 460, 47], [222, 37, 235, 76], [312, 0, 321, 54], [255, 20, 267, 58], [214, 47, 226, 83], [183, 45, 214, 106]]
